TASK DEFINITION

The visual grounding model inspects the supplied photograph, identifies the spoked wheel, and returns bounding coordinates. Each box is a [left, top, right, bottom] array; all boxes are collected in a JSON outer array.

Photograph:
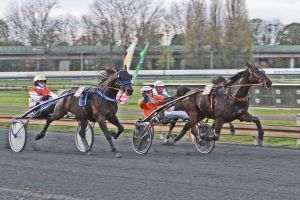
[[132, 122, 154, 154], [194, 122, 215, 154], [9, 120, 27, 152], [75, 123, 94, 152]]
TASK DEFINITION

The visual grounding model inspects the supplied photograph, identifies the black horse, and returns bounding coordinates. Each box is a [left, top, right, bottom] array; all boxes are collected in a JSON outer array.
[[173, 63, 272, 146], [35, 68, 133, 157]]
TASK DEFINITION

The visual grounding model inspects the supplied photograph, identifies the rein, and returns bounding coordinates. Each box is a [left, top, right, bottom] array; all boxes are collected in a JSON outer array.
[[227, 83, 259, 88], [223, 83, 257, 103], [96, 88, 116, 102], [97, 78, 132, 103]]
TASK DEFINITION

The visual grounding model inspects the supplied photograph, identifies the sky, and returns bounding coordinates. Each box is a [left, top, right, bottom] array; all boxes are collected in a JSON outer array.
[[0, 0, 299, 25]]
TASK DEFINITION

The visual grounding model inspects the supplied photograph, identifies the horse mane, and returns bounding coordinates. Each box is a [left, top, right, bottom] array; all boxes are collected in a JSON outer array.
[[97, 67, 117, 86], [211, 76, 226, 85], [224, 69, 248, 86]]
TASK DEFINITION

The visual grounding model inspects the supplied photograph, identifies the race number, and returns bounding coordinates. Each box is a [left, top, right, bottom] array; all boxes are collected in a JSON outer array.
[[202, 84, 214, 95], [74, 87, 85, 97]]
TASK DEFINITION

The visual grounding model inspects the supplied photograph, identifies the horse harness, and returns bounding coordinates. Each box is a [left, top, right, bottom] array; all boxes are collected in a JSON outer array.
[[208, 85, 250, 112], [77, 78, 131, 121]]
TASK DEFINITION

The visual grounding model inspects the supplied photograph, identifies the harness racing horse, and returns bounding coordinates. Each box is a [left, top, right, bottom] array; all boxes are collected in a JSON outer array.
[[35, 68, 133, 158], [174, 63, 272, 146], [164, 86, 236, 144]]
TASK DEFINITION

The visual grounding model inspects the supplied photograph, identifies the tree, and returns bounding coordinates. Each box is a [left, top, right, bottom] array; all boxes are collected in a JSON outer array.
[[277, 23, 300, 45], [84, 0, 164, 50], [170, 33, 185, 45], [250, 18, 283, 45], [184, 0, 208, 69], [206, 0, 223, 68], [5, 0, 62, 49], [164, 3, 186, 45], [132, 1, 165, 46], [207, 0, 222, 49], [221, 0, 252, 68], [0, 20, 9, 43], [157, 47, 174, 70], [59, 15, 82, 45]]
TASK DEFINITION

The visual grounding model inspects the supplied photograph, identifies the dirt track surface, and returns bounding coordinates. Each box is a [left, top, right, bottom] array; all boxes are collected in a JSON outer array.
[[0, 128, 299, 200]]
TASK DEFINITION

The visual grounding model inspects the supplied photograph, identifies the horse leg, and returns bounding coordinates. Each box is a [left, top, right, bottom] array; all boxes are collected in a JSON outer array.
[[213, 120, 224, 141], [98, 119, 122, 158], [35, 109, 66, 140], [239, 112, 264, 146], [173, 121, 191, 143], [214, 121, 235, 135], [107, 115, 124, 139], [229, 122, 235, 135], [78, 119, 90, 151], [161, 120, 177, 144]]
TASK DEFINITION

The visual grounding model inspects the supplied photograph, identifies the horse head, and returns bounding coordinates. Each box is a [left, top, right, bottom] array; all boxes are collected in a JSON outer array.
[[115, 70, 133, 96], [246, 63, 272, 89]]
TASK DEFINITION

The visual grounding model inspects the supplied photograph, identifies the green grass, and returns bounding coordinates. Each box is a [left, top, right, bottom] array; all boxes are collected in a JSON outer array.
[[248, 108, 299, 117], [0, 91, 28, 106]]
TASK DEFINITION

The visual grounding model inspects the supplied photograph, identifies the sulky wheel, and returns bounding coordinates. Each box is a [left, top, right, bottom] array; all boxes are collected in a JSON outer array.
[[9, 120, 27, 152], [194, 122, 215, 154], [132, 122, 153, 154], [75, 123, 94, 152]]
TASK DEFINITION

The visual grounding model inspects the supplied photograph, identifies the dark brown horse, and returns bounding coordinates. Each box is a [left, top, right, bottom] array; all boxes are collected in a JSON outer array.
[[35, 68, 133, 157], [173, 63, 272, 146], [164, 85, 236, 143]]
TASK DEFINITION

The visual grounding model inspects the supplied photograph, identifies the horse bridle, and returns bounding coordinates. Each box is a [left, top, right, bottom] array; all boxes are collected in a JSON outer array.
[[116, 70, 132, 91]]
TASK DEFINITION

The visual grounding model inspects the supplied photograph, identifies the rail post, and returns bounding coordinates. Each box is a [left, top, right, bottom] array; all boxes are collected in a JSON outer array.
[[296, 114, 300, 126], [297, 114, 300, 145]]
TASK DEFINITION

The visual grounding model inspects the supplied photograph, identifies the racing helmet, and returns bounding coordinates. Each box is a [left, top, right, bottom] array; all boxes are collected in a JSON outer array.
[[140, 86, 153, 94], [33, 74, 47, 85], [154, 80, 165, 87]]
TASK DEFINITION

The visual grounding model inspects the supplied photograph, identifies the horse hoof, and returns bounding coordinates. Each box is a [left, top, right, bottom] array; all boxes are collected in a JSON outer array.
[[110, 132, 118, 139], [162, 139, 175, 145], [115, 152, 122, 158], [230, 131, 235, 136], [256, 138, 263, 146], [35, 134, 43, 140], [213, 134, 220, 141]]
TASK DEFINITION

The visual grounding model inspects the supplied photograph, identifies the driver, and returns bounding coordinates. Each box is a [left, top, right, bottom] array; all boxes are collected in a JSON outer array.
[[138, 86, 189, 119], [138, 86, 165, 117], [152, 80, 169, 97], [29, 74, 58, 108]]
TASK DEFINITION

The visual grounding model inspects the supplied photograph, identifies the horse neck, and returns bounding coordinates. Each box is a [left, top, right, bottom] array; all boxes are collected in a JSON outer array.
[[228, 70, 251, 97], [100, 77, 119, 99]]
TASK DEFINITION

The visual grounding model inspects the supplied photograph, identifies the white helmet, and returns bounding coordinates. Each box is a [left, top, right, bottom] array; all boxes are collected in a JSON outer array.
[[33, 74, 47, 82], [154, 80, 165, 87], [140, 86, 153, 93]]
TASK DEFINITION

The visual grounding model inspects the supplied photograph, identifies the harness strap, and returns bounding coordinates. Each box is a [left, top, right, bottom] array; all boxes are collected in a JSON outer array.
[[118, 80, 131, 87], [82, 106, 94, 121], [96, 88, 116, 102], [226, 93, 249, 102], [210, 92, 216, 112], [79, 88, 91, 107]]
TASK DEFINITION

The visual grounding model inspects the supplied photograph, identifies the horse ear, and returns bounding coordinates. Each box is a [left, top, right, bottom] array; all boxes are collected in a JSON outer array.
[[254, 63, 260, 68], [123, 65, 128, 71], [246, 62, 254, 70], [246, 62, 252, 68]]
